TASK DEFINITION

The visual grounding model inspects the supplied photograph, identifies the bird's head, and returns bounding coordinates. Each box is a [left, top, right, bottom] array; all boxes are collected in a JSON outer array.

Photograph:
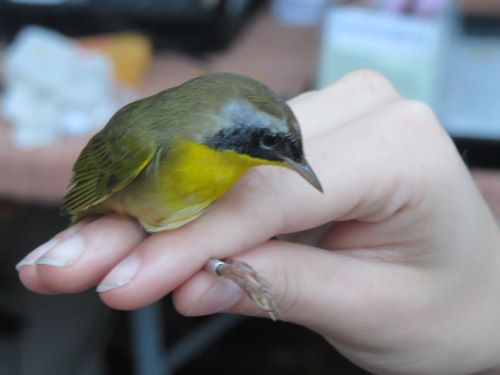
[[195, 73, 323, 192]]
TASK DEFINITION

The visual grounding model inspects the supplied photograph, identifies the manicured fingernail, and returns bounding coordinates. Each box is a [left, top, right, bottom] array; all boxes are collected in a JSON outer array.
[[35, 234, 84, 267], [96, 254, 141, 293], [187, 279, 242, 316], [15, 238, 60, 270]]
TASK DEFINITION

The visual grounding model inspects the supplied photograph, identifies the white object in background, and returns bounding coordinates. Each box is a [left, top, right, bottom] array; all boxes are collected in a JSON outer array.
[[271, 0, 328, 26], [1, 26, 125, 149], [317, 6, 447, 106]]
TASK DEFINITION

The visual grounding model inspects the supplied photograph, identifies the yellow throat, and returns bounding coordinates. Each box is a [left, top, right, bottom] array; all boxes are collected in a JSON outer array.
[[100, 140, 282, 232]]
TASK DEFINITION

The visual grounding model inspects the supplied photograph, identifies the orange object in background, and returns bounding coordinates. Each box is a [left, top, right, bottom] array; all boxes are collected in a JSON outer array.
[[80, 33, 153, 87]]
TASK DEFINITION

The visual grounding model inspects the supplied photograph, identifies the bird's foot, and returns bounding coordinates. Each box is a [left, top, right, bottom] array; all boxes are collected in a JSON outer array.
[[205, 258, 279, 321]]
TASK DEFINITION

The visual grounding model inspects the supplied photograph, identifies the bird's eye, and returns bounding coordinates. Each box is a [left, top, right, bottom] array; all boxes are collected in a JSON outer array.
[[261, 133, 278, 149]]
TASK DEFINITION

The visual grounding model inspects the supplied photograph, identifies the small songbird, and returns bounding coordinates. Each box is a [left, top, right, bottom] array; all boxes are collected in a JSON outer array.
[[62, 73, 322, 318]]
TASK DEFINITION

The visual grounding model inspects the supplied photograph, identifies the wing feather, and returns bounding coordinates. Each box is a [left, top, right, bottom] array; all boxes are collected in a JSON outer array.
[[62, 129, 157, 220]]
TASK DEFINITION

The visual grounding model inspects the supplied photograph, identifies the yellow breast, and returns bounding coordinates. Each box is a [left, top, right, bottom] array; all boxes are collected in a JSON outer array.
[[164, 140, 275, 202], [104, 140, 281, 232]]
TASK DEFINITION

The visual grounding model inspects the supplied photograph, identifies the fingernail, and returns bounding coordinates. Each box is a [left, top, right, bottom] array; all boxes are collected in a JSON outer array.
[[15, 220, 90, 271], [187, 279, 242, 316], [15, 238, 60, 270], [35, 234, 85, 267], [96, 254, 141, 293]]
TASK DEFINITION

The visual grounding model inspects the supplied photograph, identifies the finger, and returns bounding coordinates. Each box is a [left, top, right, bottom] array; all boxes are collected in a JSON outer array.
[[172, 241, 337, 324], [172, 240, 423, 344], [97, 99, 444, 310], [18, 267, 58, 295], [17, 219, 93, 294], [18, 215, 146, 294], [293, 70, 400, 140]]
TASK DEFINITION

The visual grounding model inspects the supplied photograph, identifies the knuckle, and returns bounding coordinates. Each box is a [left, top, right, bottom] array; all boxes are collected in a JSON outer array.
[[336, 69, 400, 98], [399, 100, 435, 124]]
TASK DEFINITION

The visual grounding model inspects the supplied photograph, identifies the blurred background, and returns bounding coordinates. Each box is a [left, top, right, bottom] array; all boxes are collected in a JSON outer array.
[[0, 1, 499, 374]]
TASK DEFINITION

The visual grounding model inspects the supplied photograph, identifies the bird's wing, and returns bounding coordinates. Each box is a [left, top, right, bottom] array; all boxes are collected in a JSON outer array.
[[61, 129, 157, 218]]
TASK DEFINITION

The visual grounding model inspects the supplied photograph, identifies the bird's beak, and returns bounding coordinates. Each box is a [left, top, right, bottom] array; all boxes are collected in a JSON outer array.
[[282, 158, 323, 193]]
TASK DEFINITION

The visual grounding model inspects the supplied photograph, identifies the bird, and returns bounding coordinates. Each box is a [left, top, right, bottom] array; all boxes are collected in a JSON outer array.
[[62, 73, 322, 319]]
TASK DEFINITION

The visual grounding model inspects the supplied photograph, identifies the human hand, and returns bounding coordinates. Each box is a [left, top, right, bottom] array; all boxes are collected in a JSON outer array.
[[17, 70, 500, 374]]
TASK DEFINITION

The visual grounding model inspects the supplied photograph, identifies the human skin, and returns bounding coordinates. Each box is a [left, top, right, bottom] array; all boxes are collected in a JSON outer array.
[[16, 70, 500, 374]]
